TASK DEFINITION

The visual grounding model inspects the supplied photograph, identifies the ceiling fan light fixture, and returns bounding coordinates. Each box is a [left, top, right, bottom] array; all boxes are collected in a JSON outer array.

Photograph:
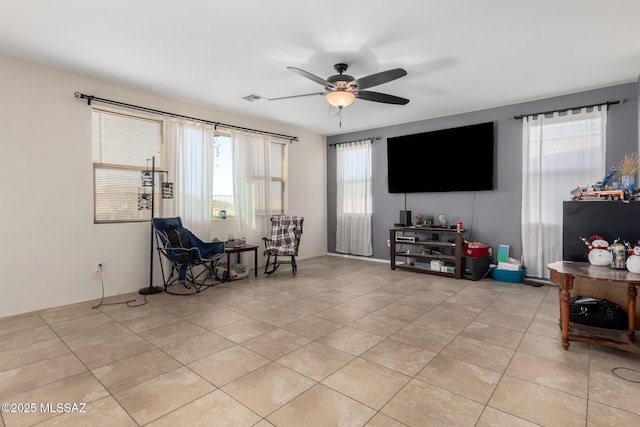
[[325, 91, 355, 108]]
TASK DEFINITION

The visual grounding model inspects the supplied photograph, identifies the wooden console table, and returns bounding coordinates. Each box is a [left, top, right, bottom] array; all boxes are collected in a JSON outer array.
[[548, 261, 640, 354]]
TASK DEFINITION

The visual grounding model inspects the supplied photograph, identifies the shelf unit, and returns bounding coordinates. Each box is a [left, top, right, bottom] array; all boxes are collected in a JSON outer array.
[[390, 227, 464, 279]]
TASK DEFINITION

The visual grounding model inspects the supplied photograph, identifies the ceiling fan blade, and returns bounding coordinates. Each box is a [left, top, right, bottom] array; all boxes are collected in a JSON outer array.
[[287, 67, 336, 89], [351, 68, 407, 90], [267, 92, 326, 101], [356, 90, 410, 105]]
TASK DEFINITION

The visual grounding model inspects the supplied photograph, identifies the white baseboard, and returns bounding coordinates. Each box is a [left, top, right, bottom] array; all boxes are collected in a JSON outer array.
[[326, 252, 388, 264]]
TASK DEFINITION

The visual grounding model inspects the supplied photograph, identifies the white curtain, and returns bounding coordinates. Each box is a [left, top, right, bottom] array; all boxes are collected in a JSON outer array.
[[336, 139, 373, 256], [232, 130, 272, 265], [165, 120, 214, 239], [522, 107, 607, 278]]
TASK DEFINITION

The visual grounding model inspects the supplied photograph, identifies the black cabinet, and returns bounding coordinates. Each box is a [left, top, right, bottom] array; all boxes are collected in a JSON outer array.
[[563, 201, 640, 261]]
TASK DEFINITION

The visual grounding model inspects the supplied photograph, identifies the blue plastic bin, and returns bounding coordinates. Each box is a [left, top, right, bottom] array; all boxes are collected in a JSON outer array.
[[492, 267, 526, 283]]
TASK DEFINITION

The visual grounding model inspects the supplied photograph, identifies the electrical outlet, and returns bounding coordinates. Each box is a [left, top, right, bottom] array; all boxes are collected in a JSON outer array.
[[95, 261, 104, 272], [386, 239, 391, 247]]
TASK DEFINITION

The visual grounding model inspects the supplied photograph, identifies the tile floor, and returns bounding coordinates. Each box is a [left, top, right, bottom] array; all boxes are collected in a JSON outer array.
[[1, 256, 640, 426]]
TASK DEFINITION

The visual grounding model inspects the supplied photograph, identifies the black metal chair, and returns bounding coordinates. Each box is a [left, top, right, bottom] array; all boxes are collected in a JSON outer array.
[[263, 215, 304, 275], [153, 217, 225, 294]]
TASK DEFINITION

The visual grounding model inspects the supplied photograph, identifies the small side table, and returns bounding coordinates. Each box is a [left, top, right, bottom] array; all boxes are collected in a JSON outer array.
[[224, 244, 259, 281], [548, 261, 640, 354]]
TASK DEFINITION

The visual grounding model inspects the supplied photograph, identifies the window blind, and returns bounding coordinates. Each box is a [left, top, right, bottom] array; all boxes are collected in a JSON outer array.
[[92, 108, 163, 223]]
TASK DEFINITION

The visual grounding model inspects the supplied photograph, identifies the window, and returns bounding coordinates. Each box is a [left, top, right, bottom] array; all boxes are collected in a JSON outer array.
[[211, 136, 286, 219], [338, 146, 372, 215], [212, 134, 234, 218], [92, 109, 163, 223], [522, 107, 606, 278], [336, 140, 373, 256], [270, 142, 286, 215]]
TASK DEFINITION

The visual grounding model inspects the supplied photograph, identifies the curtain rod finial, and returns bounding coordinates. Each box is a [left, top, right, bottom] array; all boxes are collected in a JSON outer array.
[[75, 92, 93, 105]]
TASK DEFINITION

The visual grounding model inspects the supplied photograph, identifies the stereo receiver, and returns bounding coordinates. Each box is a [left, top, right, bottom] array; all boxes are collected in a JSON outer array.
[[395, 236, 416, 243]]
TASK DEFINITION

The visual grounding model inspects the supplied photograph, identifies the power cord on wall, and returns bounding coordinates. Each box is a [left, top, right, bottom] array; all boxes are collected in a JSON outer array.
[[91, 267, 147, 310], [469, 191, 476, 241]]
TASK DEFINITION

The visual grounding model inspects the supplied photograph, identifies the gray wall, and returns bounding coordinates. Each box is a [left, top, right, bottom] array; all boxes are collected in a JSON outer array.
[[327, 83, 638, 262]]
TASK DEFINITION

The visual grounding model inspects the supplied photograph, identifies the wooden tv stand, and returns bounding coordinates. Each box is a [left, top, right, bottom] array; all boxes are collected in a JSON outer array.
[[548, 261, 640, 354], [390, 226, 463, 279]]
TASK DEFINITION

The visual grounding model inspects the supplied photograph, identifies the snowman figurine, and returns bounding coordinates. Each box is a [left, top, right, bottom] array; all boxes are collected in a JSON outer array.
[[626, 242, 640, 274], [580, 235, 612, 266]]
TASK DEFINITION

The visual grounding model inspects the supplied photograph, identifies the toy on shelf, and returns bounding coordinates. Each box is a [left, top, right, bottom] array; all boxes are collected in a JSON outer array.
[[570, 167, 636, 201], [609, 239, 626, 269]]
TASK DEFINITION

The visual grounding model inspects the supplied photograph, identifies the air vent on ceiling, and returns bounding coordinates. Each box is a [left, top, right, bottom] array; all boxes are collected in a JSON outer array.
[[243, 94, 263, 102]]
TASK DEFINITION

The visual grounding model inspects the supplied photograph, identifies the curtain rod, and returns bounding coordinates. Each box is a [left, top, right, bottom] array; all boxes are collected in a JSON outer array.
[[329, 137, 380, 147], [511, 99, 624, 120], [74, 92, 299, 142]]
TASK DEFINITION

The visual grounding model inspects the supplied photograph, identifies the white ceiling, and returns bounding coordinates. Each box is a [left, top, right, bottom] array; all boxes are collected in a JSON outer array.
[[1, 0, 640, 136]]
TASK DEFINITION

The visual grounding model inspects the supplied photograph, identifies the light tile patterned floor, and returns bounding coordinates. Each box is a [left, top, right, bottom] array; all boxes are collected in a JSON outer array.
[[1, 256, 640, 426]]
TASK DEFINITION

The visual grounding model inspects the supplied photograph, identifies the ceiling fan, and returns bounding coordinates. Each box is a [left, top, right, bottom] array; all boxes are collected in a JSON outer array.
[[268, 63, 410, 109]]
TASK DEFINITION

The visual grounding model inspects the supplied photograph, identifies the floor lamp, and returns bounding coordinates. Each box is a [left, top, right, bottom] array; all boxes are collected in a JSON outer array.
[[139, 156, 172, 295]]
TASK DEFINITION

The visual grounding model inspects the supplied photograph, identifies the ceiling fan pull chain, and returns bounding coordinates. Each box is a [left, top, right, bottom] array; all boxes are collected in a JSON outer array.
[[339, 107, 343, 127]]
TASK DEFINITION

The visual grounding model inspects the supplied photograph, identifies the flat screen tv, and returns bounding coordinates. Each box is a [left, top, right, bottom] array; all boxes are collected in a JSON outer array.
[[387, 122, 495, 193]]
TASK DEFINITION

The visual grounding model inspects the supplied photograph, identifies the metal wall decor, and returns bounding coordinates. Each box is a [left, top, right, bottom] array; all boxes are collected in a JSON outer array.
[[141, 170, 153, 187], [162, 182, 174, 199], [137, 193, 152, 210], [138, 158, 173, 210]]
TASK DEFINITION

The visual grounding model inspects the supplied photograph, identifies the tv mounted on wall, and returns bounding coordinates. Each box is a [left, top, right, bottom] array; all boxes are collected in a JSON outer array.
[[387, 122, 495, 193]]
